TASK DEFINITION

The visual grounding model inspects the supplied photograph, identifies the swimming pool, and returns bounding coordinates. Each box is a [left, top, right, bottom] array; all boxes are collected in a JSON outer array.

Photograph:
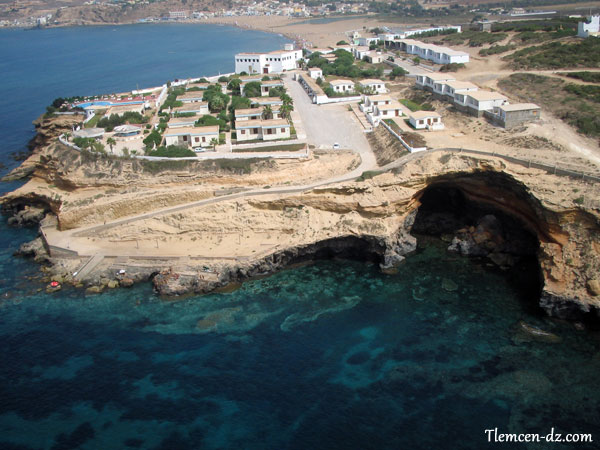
[[74, 100, 145, 108]]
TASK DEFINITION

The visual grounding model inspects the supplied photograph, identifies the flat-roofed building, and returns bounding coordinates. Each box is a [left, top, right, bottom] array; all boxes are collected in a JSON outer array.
[[330, 79, 355, 94], [104, 103, 145, 117], [235, 119, 290, 142], [171, 102, 209, 116], [408, 110, 444, 130], [463, 91, 508, 116], [415, 73, 456, 91], [434, 80, 478, 100], [490, 103, 541, 128], [359, 79, 387, 94], [260, 79, 284, 96], [234, 44, 302, 74], [163, 125, 219, 149], [176, 92, 205, 104], [167, 117, 197, 128]]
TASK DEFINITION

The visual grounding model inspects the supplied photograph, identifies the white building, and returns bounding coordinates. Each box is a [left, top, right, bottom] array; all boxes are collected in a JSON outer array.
[[391, 39, 469, 64], [434, 80, 478, 99], [308, 68, 323, 79], [104, 103, 145, 117], [577, 15, 600, 38], [355, 36, 380, 46], [235, 44, 302, 74], [167, 117, 197, 128], [235, 119, 291, 142], [330, 80, 355, 94], [177, 92, 205, 103], [235, 108, 264, 122], [352, 46, 371, 60], [408, 111, 444, 130], [163, 125, 219, 149], [171, 102, 209, 116], [463, 91, 508, 117], [260, 79, 284, 96], [359, 79, 387, 94], [416, 73, 456, 91]]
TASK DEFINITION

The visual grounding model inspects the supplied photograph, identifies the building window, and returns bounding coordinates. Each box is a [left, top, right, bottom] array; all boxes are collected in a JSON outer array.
[[241, 129, 246, 134], [202, 137, 206, 142], [195, 137, 199, 143], [281, 128, 285, 133]]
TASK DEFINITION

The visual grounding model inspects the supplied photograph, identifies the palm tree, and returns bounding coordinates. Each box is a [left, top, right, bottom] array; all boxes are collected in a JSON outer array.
[[262, 105, 273, 120], [210, 138, 218, 151], [106, 137, 116, 154]]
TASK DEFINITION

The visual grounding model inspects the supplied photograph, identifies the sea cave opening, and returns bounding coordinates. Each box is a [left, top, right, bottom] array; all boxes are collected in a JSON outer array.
[[411, 175, 543, 313]]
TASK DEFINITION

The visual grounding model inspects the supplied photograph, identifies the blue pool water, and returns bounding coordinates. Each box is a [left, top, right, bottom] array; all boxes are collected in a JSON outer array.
[[1, 23, 600, 450], [74, 101, 144, 108]]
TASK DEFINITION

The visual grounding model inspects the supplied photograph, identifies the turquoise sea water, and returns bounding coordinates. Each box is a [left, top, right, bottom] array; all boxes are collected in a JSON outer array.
[[1, 24, 600, 450]]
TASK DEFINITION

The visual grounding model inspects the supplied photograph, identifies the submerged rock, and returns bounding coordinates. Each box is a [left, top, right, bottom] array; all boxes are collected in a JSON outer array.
[[516, 321, 561, 343], [441, 278, 458, 292]]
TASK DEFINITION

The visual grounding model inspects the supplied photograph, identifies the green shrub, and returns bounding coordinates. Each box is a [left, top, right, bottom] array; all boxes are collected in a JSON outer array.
[[146, 145, 196, 158]]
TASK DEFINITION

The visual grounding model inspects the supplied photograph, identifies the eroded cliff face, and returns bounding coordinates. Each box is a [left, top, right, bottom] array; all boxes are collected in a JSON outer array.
[[2, 141, 599, 322]]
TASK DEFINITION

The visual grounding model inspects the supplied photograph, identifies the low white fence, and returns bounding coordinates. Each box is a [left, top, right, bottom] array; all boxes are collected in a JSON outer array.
[[380, 120, 427, 153]]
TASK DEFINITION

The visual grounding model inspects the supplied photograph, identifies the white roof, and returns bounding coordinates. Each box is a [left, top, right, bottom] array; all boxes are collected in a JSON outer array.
[[330, 79, 354, 86], [409, 110, 442, 119], [498, 103, 540, 111], [360, 79, 385, 85], [113, 125, 141, 133], [467, 91, 508, 101]]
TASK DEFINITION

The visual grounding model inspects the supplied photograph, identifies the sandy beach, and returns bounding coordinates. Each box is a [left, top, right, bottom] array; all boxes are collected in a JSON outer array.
[[202, 15, 407, 48]]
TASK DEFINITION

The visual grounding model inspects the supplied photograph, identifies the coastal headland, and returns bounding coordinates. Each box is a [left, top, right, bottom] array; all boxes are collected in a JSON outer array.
[[2, 17, 600, 324], [3, 110, 600, 322]]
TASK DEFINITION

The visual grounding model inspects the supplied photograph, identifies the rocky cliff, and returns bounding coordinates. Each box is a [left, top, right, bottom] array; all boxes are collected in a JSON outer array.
[[2, 129, 599, 324]]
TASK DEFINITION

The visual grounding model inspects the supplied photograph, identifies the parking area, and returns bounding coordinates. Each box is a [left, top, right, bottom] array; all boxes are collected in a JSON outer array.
[[283, 73, 375, 169]]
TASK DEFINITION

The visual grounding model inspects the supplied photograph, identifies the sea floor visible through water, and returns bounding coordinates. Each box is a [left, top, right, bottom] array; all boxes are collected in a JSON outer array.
[[0, 230, 599, 450]]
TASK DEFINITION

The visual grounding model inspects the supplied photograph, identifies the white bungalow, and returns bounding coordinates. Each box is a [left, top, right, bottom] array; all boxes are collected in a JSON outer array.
[[104, 103, 145, 117], [435, 80, 478, 100], [352, 46, 371, 60], [416, 73, 456, 91], [260, 79, 284, 96], [167, 117, 197, 128], [308, 67, 323, 79], [408, 111, 444, 130], [330, 79, 355, 94], [364, 51, 384, 64], [234, 107, 263, 122], [464, 91, 508, 116], [359, 79, 387, 94], [362, 94, 394, 112], [163, 125, 220, 149], [176, 92, 205, 104], [171, 102, 209, 116], [374, 101, 403, 118], [250, 97, 284, 108], [236, 119, 290, 142]]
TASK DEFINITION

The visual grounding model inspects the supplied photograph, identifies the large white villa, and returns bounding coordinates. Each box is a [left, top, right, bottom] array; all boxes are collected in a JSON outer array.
[[234, 44, 303, 74]]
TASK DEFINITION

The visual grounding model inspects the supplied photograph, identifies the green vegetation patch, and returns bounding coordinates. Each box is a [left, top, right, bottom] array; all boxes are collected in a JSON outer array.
[[479, 45, 516, 57], [146, 145, 196, 158], [96, 111, 147, 131], [441, 30, 507, 47], [399, 98, 434, 112], [565, 72, 600, 83], [505, 38, 600, 70]]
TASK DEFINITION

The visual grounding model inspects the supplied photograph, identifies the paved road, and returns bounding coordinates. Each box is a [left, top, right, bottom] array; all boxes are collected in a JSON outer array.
[[284, 74, 375, 167]]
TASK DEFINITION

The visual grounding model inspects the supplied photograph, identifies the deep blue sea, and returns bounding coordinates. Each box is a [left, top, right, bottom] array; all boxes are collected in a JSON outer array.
[[1, 24, 600, 450]]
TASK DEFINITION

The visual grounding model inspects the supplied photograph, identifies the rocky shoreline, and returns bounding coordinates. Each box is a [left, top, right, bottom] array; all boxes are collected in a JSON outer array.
[[2, 115, 600, 324]]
